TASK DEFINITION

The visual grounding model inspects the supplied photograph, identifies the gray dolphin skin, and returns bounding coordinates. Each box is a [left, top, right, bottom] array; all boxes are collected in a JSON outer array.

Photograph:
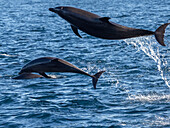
[[13, 57, 105, 89], [49, 6, 170, 46]]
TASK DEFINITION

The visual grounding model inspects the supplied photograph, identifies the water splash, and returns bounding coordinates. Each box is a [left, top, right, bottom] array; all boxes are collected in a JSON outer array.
[[124, 37, 169, 88], [47, 74, 67, 79], [128, 93, 170, 102]]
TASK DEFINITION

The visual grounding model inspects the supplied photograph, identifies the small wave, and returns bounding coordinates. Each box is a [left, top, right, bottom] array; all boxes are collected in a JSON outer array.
[[67, 97, 107, 109], [144, 115, 170, 127], [128, 93, 170, 102]]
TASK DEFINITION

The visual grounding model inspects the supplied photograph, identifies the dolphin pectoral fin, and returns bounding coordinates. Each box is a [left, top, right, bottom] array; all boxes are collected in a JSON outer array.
[[99, 17, 111, 24], [154, 23, 170, 46], [39, 72, 51, 78], [71, 25, 82, 38]]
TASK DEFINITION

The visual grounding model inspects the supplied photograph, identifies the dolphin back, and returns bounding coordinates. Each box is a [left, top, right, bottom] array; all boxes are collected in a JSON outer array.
[[22, 57, 56, 70], [51, 58, 89, 75]]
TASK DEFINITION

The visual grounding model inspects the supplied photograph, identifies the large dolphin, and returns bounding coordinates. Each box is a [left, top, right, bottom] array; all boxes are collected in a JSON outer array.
[[13, 57, 105, 89], [49, 6, 169, 46]]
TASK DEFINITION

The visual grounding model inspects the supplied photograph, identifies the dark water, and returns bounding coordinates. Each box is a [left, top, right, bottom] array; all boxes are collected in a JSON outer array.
[[0, 0, 170, 127]]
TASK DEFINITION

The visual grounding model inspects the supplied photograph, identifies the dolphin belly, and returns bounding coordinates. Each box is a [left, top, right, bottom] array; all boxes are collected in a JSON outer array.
[[77, 23, 154, 40]]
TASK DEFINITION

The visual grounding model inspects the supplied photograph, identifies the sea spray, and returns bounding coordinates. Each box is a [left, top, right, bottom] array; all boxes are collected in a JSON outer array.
[[128, 93, 170, 102], [124, 37, 169, 88]]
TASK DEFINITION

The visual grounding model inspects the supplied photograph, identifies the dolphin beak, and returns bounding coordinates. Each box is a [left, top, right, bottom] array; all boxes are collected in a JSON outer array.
[[19, 71, 23, 75], [49, 8, 55, 12], [49, 7, 61, 13]]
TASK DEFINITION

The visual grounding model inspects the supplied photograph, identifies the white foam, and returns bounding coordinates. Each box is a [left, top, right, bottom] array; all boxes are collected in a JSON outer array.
[[0, 53, 17, 57], [128, 93, 170, 102]]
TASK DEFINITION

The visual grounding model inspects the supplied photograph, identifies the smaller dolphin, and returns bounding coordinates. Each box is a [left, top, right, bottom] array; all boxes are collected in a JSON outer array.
[[49, 6, 169, 46], [14, 57, 105, 89], [13, 73, 43, 79]]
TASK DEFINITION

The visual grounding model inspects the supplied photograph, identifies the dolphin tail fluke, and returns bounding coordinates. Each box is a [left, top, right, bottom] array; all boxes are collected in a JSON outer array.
[[155, 23, 170, 46], [92, 71, 105, 89], [13, 73, 43, 79]]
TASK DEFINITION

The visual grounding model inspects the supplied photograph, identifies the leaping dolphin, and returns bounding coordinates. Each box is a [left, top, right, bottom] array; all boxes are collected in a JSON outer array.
[[13, 57, 105, 89], [49, 6, 169, 46]]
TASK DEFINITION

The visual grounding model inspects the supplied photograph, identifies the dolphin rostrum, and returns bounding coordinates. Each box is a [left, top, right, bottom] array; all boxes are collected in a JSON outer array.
[[49, 6, 169, 46], [13, 57, 105, 89]]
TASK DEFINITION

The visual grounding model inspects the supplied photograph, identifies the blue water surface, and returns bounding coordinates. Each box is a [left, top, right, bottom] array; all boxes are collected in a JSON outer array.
[[0, 0, 170, 127]]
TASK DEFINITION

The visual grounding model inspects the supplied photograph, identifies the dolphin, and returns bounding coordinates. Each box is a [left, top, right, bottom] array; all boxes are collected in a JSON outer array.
[[13, 73, 43, 79], [49, 6, 170, 46], [14, 57, 105, 89]]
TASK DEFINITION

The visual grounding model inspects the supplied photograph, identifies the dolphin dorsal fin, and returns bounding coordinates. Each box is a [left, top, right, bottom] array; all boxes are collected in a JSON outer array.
[[51, 58, 68, 64], [51, 58, 61, 64], [99, 17, 111, 23], [51, 58, 59, 62], [71, 25, 82, 38]]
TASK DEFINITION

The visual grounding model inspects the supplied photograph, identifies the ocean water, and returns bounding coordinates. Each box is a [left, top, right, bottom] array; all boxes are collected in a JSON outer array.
[[0, 0, 170, 127]]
